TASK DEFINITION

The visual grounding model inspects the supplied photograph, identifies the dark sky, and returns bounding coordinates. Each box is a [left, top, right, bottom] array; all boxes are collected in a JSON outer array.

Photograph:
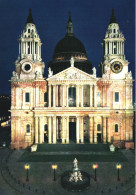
[[0, 0, 135, 99]]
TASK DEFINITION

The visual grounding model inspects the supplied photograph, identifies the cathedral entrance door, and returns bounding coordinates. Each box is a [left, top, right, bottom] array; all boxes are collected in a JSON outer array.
[[69, 122, 76, 141], [97, 133, 101, 143]]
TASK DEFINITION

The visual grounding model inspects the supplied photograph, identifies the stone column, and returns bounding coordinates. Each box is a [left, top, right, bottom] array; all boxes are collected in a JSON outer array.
[[48, 117, 52, 143], [118, 42, 120, 54], [48, 85, 51, 107], [81, 85, 84, 107], [19, 42, 21, 55], [76, 116, 80, 143], [60, 85, 63, 107], [63, 85, 65, 107], [39, 117, 44, 143], [103, 117, 106, 143], [89, 116, 93, 143], [53, 116, 56, 143], [107, 117, 111, 143], [90, 85, 92, 107], [121, 41, 122, 54], [103, 85, 107, 107], [35, 117, 38, 144], [56, 117, 58, 139], [122, 42, 124, 54], [55, 85, 58, 107], [61, 116, 65, 143], [66, 116, 69, 143], [66, 85, 69, 107], [80, 116, 84, 143], [76, 85, 79, 107], [94, 85, 97, 107], [94, 117, 97, 143], [105, 41, 107, 55], [53, 85, 56, 107]]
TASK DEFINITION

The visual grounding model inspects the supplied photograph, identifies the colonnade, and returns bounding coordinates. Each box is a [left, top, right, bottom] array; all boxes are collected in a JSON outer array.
[[105, 41, 124, 55], [48, 84, 97, 107], [19, 41, 41, 60], [34, 115, 110, 144]]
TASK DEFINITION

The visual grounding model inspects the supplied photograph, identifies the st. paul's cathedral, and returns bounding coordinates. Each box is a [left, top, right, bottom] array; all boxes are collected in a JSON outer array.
[[10, 9, 134, 149]]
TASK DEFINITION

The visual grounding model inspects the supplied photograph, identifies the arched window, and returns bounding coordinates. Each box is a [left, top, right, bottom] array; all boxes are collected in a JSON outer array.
[[44, 124, 48, 131], [115, 124, 118, 132], [26, 124, 30, 133], [97, 124, 101, 131]]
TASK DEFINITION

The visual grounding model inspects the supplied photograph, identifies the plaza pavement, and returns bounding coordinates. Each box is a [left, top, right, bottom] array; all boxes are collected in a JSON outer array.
[[0, 146, 135, 195]]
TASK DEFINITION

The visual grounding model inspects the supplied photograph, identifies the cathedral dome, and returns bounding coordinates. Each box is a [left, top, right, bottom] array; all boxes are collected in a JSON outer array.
[[53, 36, 87, 59], [48, 12, 92, 75]]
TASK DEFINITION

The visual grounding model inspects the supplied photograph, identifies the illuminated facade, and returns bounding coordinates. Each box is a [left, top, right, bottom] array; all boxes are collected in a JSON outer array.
[[10, 9, 134, 149]]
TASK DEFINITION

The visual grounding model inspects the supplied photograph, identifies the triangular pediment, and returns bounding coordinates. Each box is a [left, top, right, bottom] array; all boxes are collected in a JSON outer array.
[[47, 67, 96, 81]]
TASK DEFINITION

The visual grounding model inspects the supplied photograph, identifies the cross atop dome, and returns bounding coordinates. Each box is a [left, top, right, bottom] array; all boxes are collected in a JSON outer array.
[[109, 9, 117, 24], [26, 8, 34, 24]]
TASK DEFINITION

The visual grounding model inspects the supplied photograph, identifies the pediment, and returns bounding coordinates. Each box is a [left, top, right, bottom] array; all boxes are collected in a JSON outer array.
[[47, 67, 96, 81]]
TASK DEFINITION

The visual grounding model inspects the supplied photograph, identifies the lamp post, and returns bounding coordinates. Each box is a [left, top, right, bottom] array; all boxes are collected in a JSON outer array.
[[51, 164, 58, 181], [24, 164, 30, 182], [116, 163, 122, 181], [92, 163, 98, 181]]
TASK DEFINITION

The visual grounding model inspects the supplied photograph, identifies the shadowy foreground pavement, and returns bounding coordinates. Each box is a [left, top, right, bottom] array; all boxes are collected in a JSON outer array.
[[0, 146, 135, 195]]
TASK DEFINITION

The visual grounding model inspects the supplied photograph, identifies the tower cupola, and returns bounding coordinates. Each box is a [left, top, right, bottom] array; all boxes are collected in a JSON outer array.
[[17, 9, 42, 62], [102, 9, 125, 61]]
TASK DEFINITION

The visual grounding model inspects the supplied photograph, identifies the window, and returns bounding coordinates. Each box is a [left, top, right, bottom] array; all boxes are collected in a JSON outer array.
[[113, 29, 116, 33], [25, 93, 30, 102], [115, 92, 119, 102], [115, 124, 118, 132], [44, 92, 48, 102], [28, 29, 30, 33], [26, 124, 30, 133], [44, 124, 48, 131], [97, 124, 101, 131]]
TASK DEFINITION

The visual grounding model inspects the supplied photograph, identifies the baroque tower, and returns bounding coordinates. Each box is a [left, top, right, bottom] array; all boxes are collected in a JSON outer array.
[[100, 9, 129, 80], [10, 9, 46, 149]]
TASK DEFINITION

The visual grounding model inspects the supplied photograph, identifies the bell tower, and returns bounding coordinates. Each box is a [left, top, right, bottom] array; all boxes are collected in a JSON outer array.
[[15, 8, 45, 80], [10, 9, 46, 149], [100, 9, 130, 80]]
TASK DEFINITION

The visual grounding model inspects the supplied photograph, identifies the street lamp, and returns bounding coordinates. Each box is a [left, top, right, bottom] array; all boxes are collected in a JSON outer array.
[[92, 163, 98, 181], [116, 163, 122, 181], [51, 164, 58, 181], [24, 164, 30, 182]]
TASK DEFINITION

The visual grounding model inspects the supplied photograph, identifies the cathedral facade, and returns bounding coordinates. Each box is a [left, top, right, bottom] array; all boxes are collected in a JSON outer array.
[[10, 9, 134, 149]]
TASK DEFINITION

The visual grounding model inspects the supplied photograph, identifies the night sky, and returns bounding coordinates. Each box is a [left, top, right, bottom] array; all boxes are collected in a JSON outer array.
[[0, 0, 135, 100]]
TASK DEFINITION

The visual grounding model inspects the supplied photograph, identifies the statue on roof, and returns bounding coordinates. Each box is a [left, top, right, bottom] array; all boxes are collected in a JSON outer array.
[[48, 67, 53, 77], [70, 57, 74, 67]]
